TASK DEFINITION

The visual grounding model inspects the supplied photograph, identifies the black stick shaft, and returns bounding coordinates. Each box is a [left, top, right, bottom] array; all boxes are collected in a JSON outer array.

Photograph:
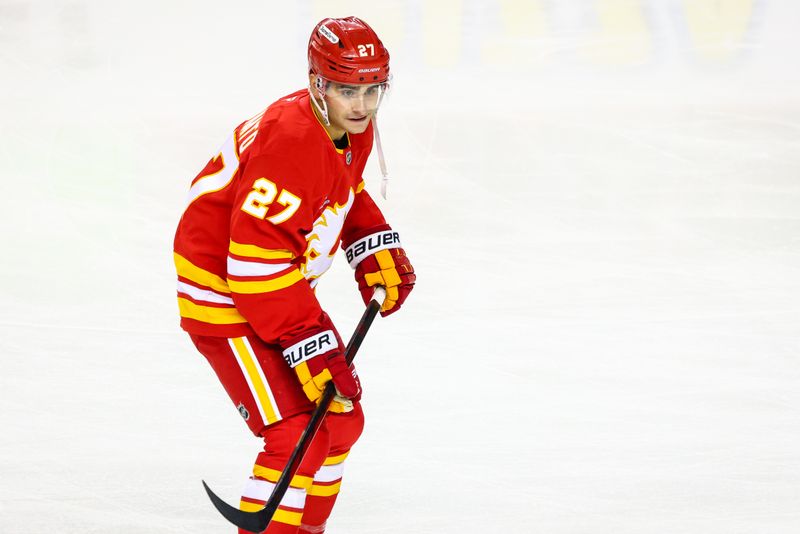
[[203, 292, 384, 533], [258, 297, 381, 524]]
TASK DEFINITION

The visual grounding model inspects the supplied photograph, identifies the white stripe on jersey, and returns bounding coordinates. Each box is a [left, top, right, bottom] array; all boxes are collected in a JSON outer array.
[[177, 280, 235, 305], [227, 257, 293, 277]]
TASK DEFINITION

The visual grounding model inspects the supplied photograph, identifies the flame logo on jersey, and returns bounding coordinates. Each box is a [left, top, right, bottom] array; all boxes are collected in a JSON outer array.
[[302, 188, 356, 287]]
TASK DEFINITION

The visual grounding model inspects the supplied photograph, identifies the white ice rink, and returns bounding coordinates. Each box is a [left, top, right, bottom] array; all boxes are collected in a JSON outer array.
[[1, 1, 799, 532]]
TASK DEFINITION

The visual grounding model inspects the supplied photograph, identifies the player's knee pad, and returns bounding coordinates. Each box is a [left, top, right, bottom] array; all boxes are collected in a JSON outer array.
[[257, 412, 331, 478], [325, 401, 365, 454]]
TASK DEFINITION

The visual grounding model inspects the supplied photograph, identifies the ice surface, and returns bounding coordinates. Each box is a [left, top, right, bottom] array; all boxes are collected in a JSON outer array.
[[1, 1, 799, 533]]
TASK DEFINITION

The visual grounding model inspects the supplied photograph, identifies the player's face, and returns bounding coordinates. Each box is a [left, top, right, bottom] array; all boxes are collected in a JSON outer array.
[[320, 80, 384, 137]]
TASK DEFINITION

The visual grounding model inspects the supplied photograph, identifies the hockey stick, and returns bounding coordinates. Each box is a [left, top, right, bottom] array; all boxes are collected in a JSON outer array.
[[202, 286, 387, 533]]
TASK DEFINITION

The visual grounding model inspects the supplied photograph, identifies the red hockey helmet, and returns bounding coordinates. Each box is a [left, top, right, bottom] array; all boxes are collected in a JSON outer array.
[[308, 16, 390, 84]]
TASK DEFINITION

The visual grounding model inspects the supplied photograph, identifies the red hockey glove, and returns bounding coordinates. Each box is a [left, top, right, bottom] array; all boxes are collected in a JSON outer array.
[[344, 225, 416, 317], [281, 313, 361, 404]]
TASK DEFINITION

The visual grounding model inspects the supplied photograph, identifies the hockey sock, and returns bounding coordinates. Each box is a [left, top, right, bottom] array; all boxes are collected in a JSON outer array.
[[239, 471, 311, 534], [299, 405, 364, 531], [240, 414, 331, 533], [298, 452, 348, 532]]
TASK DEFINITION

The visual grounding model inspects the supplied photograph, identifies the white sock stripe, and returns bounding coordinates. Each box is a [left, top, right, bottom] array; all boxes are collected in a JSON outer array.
[[314, 462, 345, 483], [242, 477, 275, 500], [279, 486, 307, 509], [242, 478, 307, 509]]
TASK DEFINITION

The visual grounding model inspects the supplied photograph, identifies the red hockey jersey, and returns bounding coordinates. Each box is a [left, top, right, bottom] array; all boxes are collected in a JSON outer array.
[[173, 89, 386, 344]]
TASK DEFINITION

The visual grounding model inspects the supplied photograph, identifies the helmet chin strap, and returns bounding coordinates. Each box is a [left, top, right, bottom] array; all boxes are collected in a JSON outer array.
[[372, 114, 389, 199], [373, 86, 389, 198]]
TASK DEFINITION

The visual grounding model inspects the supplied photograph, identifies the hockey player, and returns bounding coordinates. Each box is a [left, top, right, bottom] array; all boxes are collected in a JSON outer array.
[[173, 16, 415, 534]]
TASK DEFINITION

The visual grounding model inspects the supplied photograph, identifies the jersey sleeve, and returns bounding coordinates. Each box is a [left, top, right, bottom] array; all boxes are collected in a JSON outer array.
[[227, 152, 326, 345], [341, 187, 389, 247]]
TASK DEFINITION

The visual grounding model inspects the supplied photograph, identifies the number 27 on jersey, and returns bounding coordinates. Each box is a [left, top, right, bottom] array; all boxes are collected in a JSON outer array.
[[241, 177, 302, 224]]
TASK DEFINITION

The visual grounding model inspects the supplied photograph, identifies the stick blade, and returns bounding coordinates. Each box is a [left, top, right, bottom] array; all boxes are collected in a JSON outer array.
[[202, 480, 271, 533]]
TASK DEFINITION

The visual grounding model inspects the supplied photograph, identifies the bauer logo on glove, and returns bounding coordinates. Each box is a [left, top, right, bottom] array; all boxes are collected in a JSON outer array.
[[345, 230, 401, 266], [281, 330, 337, 367], [344, 225, 415, 316], [281, 313, 362, 405]]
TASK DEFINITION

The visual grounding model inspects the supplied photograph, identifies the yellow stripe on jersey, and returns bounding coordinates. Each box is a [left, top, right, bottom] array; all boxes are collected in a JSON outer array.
[[174, 253, 231, 293], [177, 298, 247, 324], [253, 465, 313, 490], [230, 337, 280, 425], [229, 240, 294, 260], [273, 509, 303, 526], [227, 269, 305, 294], [323, 452, 350, 466], [307, 481, 341, 497]]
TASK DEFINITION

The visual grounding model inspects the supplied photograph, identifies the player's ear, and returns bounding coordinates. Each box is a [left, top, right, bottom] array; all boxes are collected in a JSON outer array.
[[309, 73, 324, 96]]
